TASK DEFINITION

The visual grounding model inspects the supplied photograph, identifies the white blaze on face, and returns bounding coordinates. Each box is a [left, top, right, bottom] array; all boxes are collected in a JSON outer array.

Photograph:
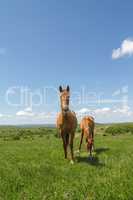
[[61, 93, 69, 111], [62, 103, 69, 111]]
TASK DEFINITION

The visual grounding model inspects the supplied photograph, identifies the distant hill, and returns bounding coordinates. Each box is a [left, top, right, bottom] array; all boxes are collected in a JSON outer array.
[[15, 124, 56, 128], [0, 124, 56, 128]]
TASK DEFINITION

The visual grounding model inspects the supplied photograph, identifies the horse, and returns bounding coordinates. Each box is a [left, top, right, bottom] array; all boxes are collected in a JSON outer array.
[[78, 116, 95, 157], [56, 85, 77, 164]]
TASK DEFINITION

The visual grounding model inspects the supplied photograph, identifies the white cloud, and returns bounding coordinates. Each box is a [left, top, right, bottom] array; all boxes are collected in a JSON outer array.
[[113, 106, 132, 116], [94, 106, 132, 116], [16, 107, 35, 117], [76, 106, 133, 123], [112, 89, 121, 96], [16, 108, 56, 121], [0, 106, 133, 125], [0, 113, 12, 118], [0, 108, 57, 124], [94, 107, 111, 114], [76, 108, 90, 114], [112, 38, 133, 59], [25, 107, 32, 112], [0, 114, 4, 118]]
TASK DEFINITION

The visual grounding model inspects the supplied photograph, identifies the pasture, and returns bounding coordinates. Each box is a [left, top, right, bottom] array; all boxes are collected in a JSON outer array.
[[0, 125, 133, 200]]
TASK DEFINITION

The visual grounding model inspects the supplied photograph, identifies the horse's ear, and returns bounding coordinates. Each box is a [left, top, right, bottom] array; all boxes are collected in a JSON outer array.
[[66, 85, 70, 92], [59, 86, 63, 92]]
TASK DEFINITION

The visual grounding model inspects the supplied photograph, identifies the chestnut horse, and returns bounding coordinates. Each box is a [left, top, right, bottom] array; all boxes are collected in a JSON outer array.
[[56, 86, 77, 164], [79, 116, 95, 157]]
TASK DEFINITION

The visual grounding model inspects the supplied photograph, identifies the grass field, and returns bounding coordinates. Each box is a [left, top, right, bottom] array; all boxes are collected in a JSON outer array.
[[0, 125, 133, 200]]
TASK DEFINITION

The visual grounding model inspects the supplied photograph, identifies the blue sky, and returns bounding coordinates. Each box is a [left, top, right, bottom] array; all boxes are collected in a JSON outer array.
[[0, 0, 133, 124]]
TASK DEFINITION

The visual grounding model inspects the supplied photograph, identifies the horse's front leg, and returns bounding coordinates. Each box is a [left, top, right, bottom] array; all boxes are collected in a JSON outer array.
[[89, 145, 92, 157], [69, 133, 74, 163], [61, 133, 67, 159], [92, 140, 95, 152]]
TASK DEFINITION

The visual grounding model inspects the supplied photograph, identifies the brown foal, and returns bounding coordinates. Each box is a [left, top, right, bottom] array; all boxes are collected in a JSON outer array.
[[56, 86, 77, 163], [79, 116, 95, 157]]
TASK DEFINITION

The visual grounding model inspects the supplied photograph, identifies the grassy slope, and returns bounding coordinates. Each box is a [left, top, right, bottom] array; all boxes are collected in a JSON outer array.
[[0, 128, 133, 199]]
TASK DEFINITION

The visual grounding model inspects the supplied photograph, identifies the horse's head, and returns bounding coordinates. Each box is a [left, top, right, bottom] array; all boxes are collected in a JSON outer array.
[[59, 85, 70, 112]]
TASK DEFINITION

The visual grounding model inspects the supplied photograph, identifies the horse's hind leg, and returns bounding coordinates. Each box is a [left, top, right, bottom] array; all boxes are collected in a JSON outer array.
[[79, 129, 84, 152], [92, 129, 95, 151]]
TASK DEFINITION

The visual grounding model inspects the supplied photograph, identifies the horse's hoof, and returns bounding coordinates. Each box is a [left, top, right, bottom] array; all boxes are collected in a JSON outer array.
[[88, 156, 93, 161], [70, 160, 74, 165]]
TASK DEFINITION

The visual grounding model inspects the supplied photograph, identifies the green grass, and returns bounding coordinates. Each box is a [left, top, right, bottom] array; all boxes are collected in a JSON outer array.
[[105, 123, 133, 135], [0, 126, 133, 199]]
